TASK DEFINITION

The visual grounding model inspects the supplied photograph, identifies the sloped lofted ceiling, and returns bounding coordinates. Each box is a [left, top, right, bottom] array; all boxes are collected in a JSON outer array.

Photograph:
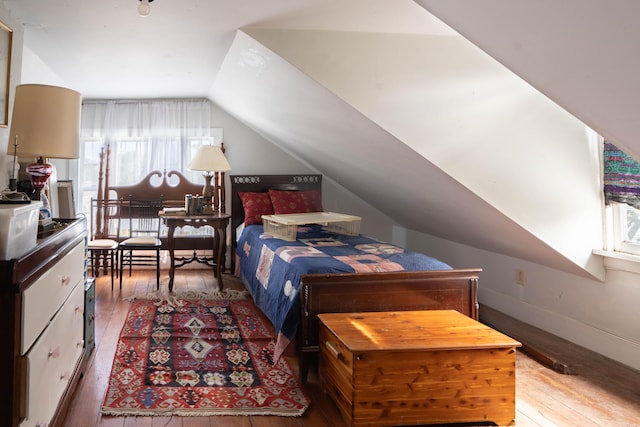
[[3, 0, 612, 278], [209, 30, 601, 278], [415, 0, 640, 161]]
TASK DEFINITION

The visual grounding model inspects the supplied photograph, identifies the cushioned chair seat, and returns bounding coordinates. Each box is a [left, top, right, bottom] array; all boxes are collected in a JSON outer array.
[[121, 237, 162, 246], [88, 238, 119, 249], [88, 239, 119, 290]]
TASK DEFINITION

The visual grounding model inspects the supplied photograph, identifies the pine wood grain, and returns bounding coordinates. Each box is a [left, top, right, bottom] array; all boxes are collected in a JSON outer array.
[[318, 311, 520, 426]]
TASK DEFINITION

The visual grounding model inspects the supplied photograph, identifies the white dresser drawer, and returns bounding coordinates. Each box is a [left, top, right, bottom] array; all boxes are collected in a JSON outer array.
[[20, 281, 84, 427], [22, 242, 85, 354]]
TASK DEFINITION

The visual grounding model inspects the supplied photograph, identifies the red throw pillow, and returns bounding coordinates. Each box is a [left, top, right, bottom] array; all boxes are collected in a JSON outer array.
[[238, 192, 274, 225], [299, 189, 323, 212], [269, 189, 306, 214], [268, 189, 323, 214]]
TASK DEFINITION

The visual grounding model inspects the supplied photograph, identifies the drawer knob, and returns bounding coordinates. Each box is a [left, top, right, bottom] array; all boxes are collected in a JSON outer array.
[[61, 275, 71, 286], [36, 422, 47, 427], [325, 341, 343, 361], [77, 339, 85, 347], [60, 371, 70, 381], [48, 347, 60, 359]]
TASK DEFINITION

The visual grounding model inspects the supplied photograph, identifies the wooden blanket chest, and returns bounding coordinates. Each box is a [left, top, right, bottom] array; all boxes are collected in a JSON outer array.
[[318, 310, 521, 427]]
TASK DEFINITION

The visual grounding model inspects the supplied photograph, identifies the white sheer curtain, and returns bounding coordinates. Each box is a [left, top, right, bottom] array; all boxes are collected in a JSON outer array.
[[78, 99, 213, 213]]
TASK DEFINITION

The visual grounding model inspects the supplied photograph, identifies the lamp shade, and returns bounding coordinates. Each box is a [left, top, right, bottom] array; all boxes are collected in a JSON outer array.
[[8, 84, 82, 159], [188, 145, 231, 172]]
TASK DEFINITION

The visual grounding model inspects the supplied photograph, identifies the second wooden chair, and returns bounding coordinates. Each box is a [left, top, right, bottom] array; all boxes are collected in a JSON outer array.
[[118, 198, 163, 290]]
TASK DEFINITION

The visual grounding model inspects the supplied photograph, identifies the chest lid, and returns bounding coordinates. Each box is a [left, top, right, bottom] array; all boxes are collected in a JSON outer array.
[[318, 310, 521, 352]]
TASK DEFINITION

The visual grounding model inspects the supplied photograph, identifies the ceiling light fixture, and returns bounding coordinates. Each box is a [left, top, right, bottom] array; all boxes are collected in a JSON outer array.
[[138, 0, 154, 17]]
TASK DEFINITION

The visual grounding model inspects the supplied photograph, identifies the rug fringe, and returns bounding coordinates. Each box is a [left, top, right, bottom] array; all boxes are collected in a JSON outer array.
[[126, 288, 249, 303], [101, 407, 307, 417]]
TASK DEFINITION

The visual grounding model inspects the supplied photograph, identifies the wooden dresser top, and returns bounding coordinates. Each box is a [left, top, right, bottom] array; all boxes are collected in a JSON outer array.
[[317, 310, 521, 352]]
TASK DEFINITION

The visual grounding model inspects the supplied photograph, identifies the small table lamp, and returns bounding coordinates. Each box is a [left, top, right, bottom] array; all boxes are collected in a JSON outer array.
[[8, 84, 82, 203], [188, 145, 231, 214]]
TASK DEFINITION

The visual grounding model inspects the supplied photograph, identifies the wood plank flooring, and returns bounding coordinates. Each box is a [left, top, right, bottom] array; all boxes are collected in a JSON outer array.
[[62, 270, 640, 427]]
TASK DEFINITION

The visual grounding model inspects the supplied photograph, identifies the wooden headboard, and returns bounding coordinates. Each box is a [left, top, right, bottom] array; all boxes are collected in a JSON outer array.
[[109, 170, 203, 207], [229, 174, 323, 251]]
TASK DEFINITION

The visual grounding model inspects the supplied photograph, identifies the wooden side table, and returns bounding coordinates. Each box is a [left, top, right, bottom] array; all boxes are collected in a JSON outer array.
[[318, 310, 521, 427], [159, 212, 230, 292]]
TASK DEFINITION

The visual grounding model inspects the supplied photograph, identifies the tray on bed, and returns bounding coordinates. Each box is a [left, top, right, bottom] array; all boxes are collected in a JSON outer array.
[[262, 211, 361, 240]]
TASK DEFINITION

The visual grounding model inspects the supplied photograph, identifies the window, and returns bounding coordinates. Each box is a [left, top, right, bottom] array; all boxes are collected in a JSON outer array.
[[603, 140, 640, 256], [77, 99, 217, 215], [609, 202, 640, 255]]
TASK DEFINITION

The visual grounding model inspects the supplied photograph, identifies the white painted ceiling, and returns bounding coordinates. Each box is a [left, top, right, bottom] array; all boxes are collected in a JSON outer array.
[[9, 0, 634, 158], [415, 0, 640, 162], [4, 0, 628, 277], [3, 0, 454, 99], [210, 29, 591, 277]]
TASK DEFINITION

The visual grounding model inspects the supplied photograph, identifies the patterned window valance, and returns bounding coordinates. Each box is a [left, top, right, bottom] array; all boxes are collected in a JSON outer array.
[[603, 141, 640, 209]]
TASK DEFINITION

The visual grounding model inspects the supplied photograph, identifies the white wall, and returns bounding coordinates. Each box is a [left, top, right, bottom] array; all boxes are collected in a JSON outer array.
[[0, 10, 22, 192], [220, 80, 640, 370], [211, 45, 640, 371], [247, 28, 605, 280], [213, 103, 397, 241], [406, 229, 640, 371], [416, 0, 640, 165], [238, 28, 640, 371]]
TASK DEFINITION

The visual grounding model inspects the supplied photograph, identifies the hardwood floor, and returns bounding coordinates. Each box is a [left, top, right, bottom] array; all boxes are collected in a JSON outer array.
[[63, 270, 640, 427]]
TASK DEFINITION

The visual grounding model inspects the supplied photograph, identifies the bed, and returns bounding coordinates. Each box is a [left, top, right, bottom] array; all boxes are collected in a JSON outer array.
[[230, 174, 481, 380], [108, 170, 217, 251]]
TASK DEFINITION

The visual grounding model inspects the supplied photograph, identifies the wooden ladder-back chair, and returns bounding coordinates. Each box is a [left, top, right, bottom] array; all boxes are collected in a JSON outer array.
[[88, 197, 121, 290], [118, 197, 163, 290], [87, 144, 121, 290]]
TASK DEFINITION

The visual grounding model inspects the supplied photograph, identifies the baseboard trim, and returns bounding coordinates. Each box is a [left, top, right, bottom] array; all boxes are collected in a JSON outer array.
[[479, 289, 640, 372]]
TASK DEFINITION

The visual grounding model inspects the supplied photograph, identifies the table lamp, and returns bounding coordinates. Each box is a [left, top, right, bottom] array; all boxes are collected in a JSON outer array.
[[8, 84, 82, 204], [188, 144, 231, 214]]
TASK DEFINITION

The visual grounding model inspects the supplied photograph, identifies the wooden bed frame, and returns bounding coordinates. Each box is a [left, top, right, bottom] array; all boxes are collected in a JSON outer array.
[[109, 170, 218, 251], [230, 174, 481, 380], [109, 170, 203, 208]]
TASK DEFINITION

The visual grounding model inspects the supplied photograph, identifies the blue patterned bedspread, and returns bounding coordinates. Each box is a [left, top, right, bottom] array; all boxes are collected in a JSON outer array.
[[236, 224, 452, 343]]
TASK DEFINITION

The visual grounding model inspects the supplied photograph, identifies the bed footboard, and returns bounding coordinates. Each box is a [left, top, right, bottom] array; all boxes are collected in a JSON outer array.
[[297, 269, 480, 380]]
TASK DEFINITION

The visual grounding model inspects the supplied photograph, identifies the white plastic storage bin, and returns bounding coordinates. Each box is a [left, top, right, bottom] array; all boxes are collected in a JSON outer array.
[[0, 201, 42, 260]]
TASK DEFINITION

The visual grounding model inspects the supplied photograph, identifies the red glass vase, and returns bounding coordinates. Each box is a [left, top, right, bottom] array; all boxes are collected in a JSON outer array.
[[25, 159, 54, 198]]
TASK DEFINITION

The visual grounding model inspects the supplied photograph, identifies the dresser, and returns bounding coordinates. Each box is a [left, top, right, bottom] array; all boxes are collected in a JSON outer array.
[[0, 217, 88, 427], [84, 277, 96, 360]]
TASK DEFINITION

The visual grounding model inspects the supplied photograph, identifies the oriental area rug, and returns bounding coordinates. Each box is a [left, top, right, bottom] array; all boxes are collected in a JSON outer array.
[[101, 290, 310, 417]]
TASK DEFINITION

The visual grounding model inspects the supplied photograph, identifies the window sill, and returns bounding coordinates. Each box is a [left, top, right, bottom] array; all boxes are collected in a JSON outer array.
[[593, 249, 640, 274]]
